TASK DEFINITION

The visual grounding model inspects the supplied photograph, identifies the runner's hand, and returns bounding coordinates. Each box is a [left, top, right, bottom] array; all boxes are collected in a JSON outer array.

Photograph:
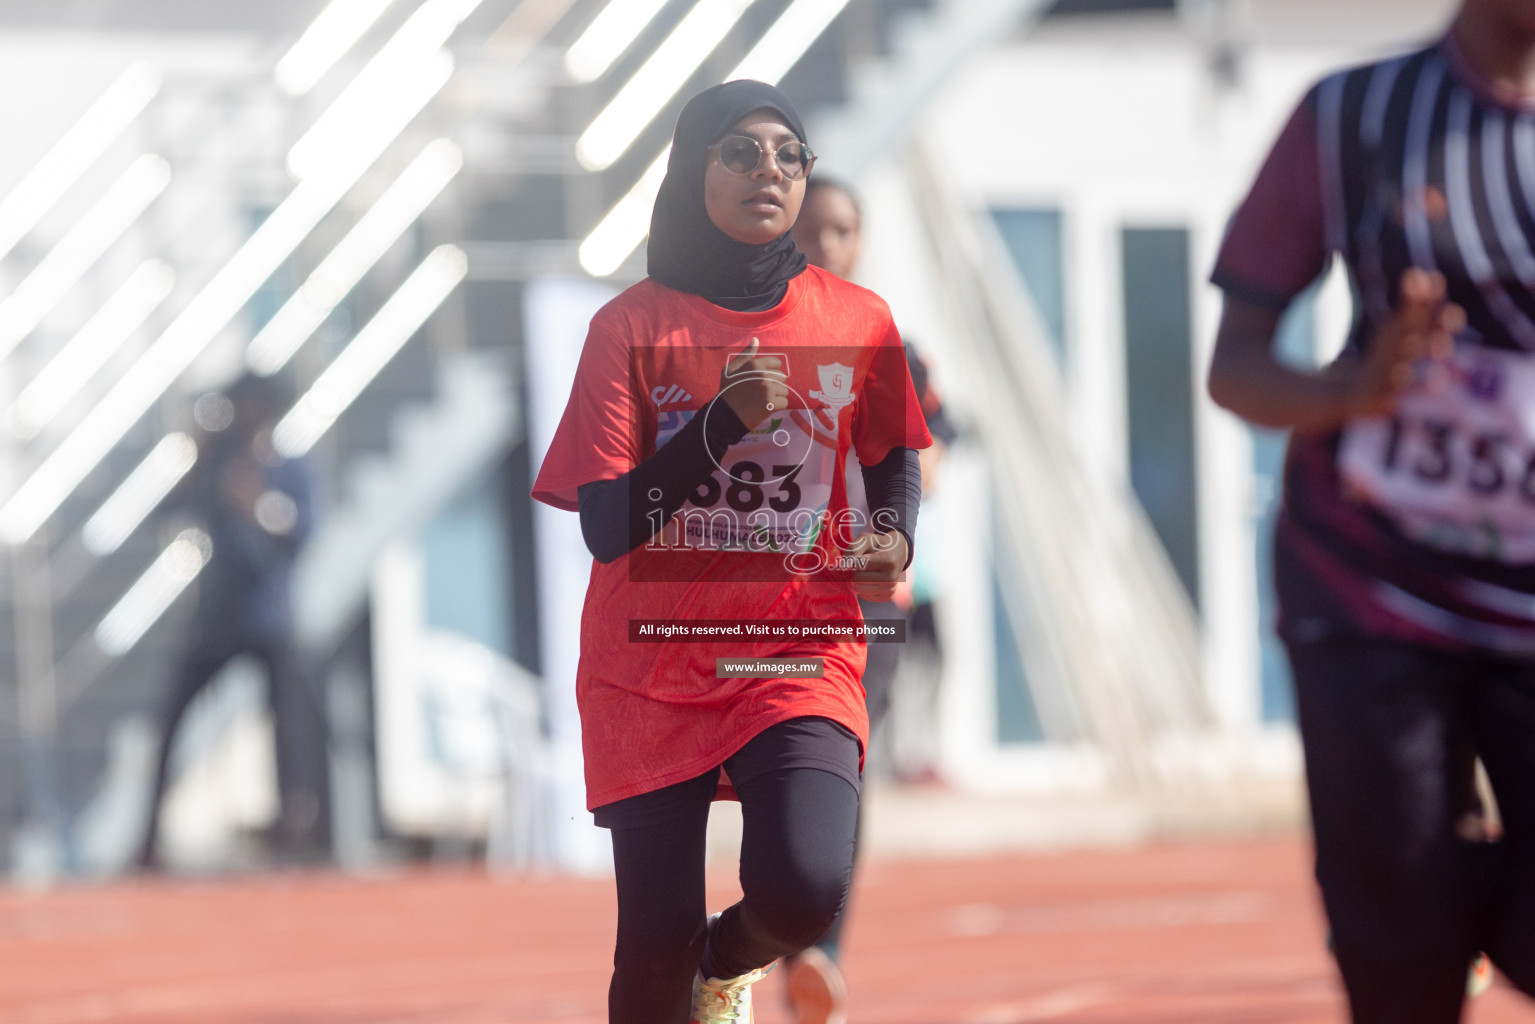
[[1336, 268, 1463, 418], [717, 337, 788, 429], [846, 529, 909, 602]]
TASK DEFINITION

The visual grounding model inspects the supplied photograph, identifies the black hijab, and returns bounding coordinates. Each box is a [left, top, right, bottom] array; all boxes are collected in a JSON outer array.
[[646, 80, 809, 312]]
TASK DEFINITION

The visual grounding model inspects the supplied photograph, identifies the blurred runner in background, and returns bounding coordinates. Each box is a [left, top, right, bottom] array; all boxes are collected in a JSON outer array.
[[136, 373, 324, 871], [531, 82, 928, 1023], [785, 177, 957, 1024], [1206, 1, 1535, 1019]]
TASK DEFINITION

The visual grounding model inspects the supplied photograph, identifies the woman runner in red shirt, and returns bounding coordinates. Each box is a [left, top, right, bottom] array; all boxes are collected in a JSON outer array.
[[1208, 1, 1535, 1020], [533, 80, 929, 1022]]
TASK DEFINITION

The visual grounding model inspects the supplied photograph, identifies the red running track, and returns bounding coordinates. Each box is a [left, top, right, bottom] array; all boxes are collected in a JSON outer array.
[[1, 835, 1528, 1023]]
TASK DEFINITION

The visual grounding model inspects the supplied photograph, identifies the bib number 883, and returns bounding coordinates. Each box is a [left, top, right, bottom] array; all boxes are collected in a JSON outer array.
[[690, 461, 803, 512]]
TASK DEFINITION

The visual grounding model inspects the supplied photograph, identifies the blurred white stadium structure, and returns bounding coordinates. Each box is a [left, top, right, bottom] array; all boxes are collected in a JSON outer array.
[[0, 0, 1456, 881]]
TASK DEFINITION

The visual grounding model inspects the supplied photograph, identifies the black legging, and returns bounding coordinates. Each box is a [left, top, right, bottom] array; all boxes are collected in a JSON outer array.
[[606, 765, 859, 1023], [1288, 635, 1535, 1024]]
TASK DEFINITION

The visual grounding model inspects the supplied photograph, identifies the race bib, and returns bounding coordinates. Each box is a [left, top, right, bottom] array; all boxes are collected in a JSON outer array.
[[1338, 346, 1535, 563], [654, 372, 852, 555]]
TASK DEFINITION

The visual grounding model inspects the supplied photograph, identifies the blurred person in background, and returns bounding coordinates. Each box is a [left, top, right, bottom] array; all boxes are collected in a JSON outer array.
[[783, 177, 956, 1024], [136, 373, 324, 871], [531, 81, 928, 1023], [1206, 0, 1535, 1019]]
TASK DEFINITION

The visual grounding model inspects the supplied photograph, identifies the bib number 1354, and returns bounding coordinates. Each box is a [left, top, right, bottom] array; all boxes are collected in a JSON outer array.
[[1338, 408, 1535, 563], [1376, 416, 1535, 500], [1336, 345, 1535, 563]]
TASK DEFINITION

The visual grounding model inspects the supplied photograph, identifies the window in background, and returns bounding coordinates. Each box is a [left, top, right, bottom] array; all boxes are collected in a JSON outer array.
[[991, 207, 1068, 365], [1249, 283, 1319, 724], [422, 471, 512, 655], [993, 538, 1046, 745], [1122, 226, 1200, 608]]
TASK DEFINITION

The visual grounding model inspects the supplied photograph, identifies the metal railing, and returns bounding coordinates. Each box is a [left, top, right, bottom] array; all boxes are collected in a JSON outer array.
[[907, 143, 1211, 791]]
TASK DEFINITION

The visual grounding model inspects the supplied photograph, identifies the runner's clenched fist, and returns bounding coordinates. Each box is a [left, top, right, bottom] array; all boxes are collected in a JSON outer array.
[[718, 336, 789, 429], [845, 528, 909, 603]]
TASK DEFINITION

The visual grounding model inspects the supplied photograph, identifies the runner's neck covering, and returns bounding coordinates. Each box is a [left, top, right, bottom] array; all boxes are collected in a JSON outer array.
[[647, 80, 809, 312]]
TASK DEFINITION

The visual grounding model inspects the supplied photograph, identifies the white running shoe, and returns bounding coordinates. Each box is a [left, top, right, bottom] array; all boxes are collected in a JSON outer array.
[[784, 947, 848, 1024], [690, 963, 771, 1023], [1468, 953, 1494, 998]]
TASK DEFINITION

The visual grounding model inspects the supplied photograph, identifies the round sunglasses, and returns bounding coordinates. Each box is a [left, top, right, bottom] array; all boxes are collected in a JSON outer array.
[[708, 135, 816, 180]]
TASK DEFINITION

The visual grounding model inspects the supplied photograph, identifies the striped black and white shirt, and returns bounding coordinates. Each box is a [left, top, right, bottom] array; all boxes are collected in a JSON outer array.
[[1214, 35, 1535, 657]]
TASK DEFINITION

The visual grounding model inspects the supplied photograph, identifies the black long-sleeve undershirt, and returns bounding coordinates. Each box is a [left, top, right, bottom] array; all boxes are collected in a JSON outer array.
[[577, 399, 750, 564], [576, 403, 919, 566], [863, 446, 920, 569]]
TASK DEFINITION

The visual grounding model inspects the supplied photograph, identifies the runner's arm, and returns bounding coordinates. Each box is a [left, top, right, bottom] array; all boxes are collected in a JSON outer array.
[[576, 399, 750, 563], [1205, 90, 1363, 432], [1207, 298, 1359, 431], [1210, 273, 1463, 432], [859, 445, 920, 569]]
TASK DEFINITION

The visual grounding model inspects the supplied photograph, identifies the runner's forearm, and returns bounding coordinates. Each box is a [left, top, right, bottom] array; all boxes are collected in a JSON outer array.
[[1208, 297, 1365, 432], [860, 446, 920, 568], [577, 400, 751, 563], [1209, 352, 1363, 431]]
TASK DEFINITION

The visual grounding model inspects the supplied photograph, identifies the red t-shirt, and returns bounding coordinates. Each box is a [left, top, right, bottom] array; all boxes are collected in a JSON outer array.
[[533, 266, 932, 809]]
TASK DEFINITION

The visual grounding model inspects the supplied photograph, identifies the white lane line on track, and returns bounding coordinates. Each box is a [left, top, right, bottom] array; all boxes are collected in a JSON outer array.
[[964, 984, 1110, 1023]]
